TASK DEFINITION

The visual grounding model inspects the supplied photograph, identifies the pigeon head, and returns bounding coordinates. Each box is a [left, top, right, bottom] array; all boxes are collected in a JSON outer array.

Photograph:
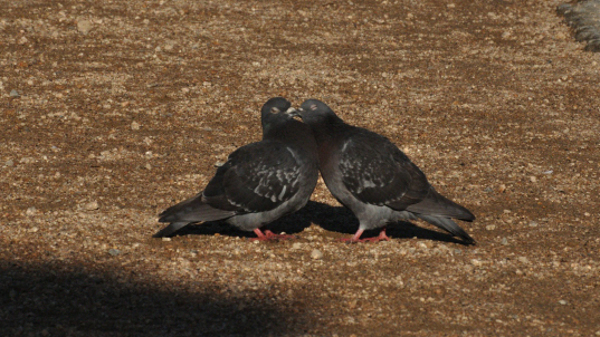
[[298, 99, 344, 127], [260, 97, 297, 135]]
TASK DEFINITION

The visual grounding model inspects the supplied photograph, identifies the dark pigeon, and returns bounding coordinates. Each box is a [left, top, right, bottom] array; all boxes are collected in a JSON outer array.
[[154, 97, 319, 240], [298, 99, 475, 244]]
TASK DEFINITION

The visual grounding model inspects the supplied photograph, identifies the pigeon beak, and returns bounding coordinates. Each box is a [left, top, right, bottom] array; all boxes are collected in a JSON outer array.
[[285, 107, 301, 119]]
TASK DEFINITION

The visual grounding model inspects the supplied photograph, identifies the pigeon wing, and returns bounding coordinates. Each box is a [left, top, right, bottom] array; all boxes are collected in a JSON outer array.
[[339, 131, 430, 208], [219, 141, 302, 212]]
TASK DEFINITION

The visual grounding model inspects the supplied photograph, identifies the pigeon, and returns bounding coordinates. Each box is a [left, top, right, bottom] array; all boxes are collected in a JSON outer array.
[[297, 99, 475, 244], [154, 97, 319, 240]]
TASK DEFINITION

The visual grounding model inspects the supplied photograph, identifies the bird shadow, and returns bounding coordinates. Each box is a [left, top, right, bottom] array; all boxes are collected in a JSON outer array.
[[304, 201, 473, 245], [170, 201, 472, 245], [0, 261, 306, 337]]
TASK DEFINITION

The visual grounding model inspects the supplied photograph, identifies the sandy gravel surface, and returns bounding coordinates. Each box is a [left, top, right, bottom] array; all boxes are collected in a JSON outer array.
[[1, 0, 599, 336]]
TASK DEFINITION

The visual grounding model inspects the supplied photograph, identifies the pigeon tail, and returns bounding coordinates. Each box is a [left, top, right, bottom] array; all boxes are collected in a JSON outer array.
[[415, 214, 475, 244], [159, 193, 237, 223], [153, 222, 190, 238], [404, 188, 475, 221], [154, 198, 236, 237]]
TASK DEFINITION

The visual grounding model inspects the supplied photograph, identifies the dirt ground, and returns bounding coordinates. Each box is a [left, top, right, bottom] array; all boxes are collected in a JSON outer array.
[[1, 0, 599, 336]]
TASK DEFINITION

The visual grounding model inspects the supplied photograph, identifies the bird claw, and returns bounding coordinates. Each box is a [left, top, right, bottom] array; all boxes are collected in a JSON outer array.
[[251, 229, 296, 241], [339, 228, 391, 243]]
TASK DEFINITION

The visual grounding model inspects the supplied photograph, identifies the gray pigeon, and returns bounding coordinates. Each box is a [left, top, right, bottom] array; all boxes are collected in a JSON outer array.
[[154, 97, 319, 240], [298, 99, 475, 244]]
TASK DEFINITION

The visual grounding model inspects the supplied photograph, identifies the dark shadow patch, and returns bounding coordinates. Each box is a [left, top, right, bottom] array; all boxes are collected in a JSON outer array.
[[302, 201, 358, 235], [172, 220, 256, 238], [0, 261, 306, 337]]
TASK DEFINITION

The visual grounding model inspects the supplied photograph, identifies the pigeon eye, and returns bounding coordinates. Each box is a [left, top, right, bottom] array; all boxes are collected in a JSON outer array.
[[310, 104, 317, 111], [270, 107, 280, 114]]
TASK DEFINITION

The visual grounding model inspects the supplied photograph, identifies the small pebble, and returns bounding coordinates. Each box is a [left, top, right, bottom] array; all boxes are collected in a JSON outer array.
[[5, 159, 14, 167], [77, 19, 93, 34], [162, 237, 172, 242], [291, 242, 302, 250], [84, 201, 99, 211], [558, 300, 567, 305], [10, 89, 20, 97], [108, 249, 121, 256], [310, 249, 323, 260], [486, 225, 496, 231], [470, 259, 483, 267], [501, 237, 508, 245], [529, 221, 538, 227], [131, 121, 141, 130], [26, 207, 37, 216], [529, 176, 537, 183]]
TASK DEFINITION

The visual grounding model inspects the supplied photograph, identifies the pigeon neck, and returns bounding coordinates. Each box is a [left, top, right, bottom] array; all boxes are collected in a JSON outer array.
[[261, 114, 288, 138], [310, 117, 346, 145], [263, 119, 304, 142]]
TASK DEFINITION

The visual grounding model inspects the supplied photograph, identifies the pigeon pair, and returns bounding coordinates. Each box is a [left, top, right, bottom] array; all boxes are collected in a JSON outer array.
[[154, 98, 475, 244]]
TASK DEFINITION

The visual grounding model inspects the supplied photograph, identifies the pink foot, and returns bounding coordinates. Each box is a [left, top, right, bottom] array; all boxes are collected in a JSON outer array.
[[250, 229, 296, 241], [339, 228, 391, 243]]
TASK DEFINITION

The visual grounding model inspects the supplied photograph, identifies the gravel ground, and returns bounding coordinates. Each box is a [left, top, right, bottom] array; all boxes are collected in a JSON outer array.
[[1, 0, 599, 336]]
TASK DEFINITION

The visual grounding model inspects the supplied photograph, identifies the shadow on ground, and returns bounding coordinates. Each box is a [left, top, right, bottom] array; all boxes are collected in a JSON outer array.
[[171, 201, 470, 244], [0, 261, 305, 337]]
